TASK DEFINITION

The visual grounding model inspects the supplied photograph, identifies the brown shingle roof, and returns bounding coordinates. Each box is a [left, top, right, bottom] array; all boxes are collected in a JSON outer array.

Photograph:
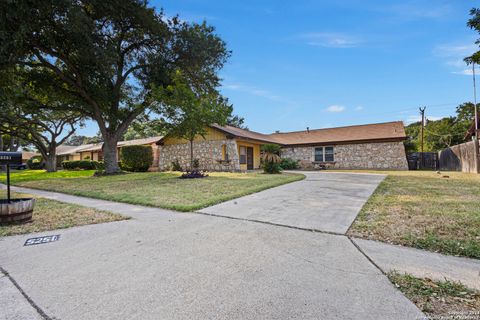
[[268, 121, 407, 145], [160, 122, 406, 146], [210, 124, 283, 144], [57, 136, 163, 154], [56, 144, 97, 155]]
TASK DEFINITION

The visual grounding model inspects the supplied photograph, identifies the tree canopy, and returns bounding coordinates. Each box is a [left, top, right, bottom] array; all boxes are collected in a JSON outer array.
[[0, 0, 230, 173], [404, 102, 478, 153], [157, 72, 232, 169]]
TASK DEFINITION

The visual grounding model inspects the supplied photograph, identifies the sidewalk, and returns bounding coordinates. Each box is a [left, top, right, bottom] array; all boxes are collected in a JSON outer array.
[[352, 238, 480, 290], [4, 184, 479, 291]]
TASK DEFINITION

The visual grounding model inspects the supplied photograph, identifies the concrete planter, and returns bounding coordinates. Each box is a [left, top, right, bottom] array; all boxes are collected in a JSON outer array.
[[0, 198, 35, 225]]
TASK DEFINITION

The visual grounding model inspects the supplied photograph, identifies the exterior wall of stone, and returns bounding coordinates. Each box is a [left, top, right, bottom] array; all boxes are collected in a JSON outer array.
[[159, 139, 241, 171], [281, 141, 408, 170]]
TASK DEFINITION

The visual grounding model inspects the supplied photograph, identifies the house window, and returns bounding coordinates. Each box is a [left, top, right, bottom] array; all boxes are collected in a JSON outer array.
[[239, 146, 246, 164], [314, 146, 334, 162], [222, 144, 229, 161], [314, 147, 323, 162]]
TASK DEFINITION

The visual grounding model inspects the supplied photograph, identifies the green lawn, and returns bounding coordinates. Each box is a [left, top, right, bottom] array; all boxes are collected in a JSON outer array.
[[4, 170, 305, 212], [346, 170, 480, 259], [0, 190, 126, 237], [0, 169, 95, 184]]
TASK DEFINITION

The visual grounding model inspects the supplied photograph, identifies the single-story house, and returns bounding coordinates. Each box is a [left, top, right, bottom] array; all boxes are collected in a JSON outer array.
[[56, 136, 163, 171], [157, 121, 409, 171], [21, 151, 40, 162]]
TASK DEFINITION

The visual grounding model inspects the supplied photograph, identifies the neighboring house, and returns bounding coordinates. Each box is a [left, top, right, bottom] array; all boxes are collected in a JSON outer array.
[[21, 151, 40, 162], [157, 121, 409, 171], [56, 136, 163, 171]]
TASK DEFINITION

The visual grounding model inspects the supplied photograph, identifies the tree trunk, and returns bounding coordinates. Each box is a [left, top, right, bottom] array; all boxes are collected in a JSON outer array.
[[9, 136, 15, 151], [190, 139, 194, 171], [103, 135, 121, 174], [44, 145, 57, 172], [0, 135, 4, 151], [45, 154, 57, 172]]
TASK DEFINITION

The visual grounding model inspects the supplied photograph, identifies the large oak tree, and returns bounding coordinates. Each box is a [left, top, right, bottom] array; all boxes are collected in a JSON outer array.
[[0, 0, 229, 173]]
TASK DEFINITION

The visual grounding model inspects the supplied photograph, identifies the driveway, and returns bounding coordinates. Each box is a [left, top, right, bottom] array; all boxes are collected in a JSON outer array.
[[200, 172, 385, 234], [0, 179, 423, 320]]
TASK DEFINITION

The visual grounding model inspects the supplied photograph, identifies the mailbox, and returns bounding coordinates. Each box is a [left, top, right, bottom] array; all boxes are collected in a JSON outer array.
[[0, 152, 22, 165]]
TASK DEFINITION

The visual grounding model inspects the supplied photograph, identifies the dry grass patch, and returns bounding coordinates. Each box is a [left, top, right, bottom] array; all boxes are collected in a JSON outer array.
[[388, 271, 480, 318], [346, 170, 480, 259], [0, 191, 127, 237]]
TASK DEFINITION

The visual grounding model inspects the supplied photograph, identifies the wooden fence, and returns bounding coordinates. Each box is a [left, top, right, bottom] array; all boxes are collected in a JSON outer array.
[[438, 139, 480, 173]]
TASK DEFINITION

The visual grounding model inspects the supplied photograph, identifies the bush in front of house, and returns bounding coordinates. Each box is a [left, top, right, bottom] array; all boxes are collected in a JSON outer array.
[[171, 159, 182, 171], [27, 156, 45, 169], [120, 145, 153, 172], [279, 157, 299, 170], [62, 160, 98, 170], [261, 144, 282, 174]]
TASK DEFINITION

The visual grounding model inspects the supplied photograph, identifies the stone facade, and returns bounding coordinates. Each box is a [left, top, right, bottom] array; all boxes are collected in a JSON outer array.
[[281, 141, 408, 170], [159, 139, 240, 171]]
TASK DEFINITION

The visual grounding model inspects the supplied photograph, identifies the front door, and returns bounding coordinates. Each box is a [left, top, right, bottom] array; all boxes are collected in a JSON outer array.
[[246, 147, 254, 170]]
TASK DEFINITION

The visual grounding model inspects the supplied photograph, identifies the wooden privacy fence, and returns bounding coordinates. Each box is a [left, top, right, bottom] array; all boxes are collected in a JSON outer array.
[[438, 139, 480, 173], [407, 152, 439, 170]]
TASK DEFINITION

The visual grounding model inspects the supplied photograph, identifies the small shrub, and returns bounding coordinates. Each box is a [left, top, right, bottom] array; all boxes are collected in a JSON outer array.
[[261, 144, 282, 174], [120, 145, 153, 172], [263, 162, 282, 174], [171, 159, 182, 171], [192, 158, 200, 170], [27, 156, 45, 170], [62, 160, 98, 170], [279, 158, 299, 170]]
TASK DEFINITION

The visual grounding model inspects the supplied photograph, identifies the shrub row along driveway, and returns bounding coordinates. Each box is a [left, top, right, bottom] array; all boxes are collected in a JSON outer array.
[[0, 172, 424, 320]]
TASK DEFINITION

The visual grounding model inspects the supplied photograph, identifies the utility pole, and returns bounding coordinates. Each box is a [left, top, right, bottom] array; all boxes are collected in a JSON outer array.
[[473, 62, 478, 137], [419, 106, 426, 169]]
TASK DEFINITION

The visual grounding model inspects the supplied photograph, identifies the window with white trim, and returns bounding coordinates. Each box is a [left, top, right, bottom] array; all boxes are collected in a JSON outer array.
[[314, 146, 334, 162]]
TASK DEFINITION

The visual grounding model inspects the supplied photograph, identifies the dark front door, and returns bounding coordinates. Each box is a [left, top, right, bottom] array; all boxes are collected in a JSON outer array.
[[246, 147, 254, 170]]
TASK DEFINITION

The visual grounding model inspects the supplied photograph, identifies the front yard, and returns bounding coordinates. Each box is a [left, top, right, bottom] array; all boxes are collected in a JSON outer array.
[[346, 170, 480, 259], [0, 190, 126, 237], [2, 170, 305, 212]]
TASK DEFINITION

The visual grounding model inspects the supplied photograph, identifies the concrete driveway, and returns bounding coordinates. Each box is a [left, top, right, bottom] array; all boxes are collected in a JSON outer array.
[[200, 172, 385, 234], [0, 179, 423, 320]]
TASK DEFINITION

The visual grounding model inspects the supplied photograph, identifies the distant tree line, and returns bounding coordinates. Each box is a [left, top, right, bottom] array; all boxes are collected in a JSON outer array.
[[404, 102, 478, 153]]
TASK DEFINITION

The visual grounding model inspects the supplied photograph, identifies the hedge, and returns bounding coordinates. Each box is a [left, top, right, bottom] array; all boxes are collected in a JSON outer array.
[[279, 158, 300, 170], [120, 145, 153, 172], [62, 160, 99, 170], [27, 156, 45, 170]]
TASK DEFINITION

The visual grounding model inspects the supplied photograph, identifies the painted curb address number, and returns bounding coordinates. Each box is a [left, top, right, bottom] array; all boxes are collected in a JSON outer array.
[[24, 235, 60, 246]]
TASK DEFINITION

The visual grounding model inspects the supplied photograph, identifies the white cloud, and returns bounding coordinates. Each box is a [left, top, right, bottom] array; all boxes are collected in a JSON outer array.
[[435, 43, 478, 74], [326, 105, 345, 113], [301, 32, 361, 48], [223, 83, 281, 101], [386, 3, 451, 19], [451, 67, 479, 76], [355, 106, 364, 111]]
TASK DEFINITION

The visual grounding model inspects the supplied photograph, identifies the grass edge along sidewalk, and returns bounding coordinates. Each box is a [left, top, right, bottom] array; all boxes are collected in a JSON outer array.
[[0, 190, 127, 237], [3, 170, 305, 212], [346, 170, 480, 259]]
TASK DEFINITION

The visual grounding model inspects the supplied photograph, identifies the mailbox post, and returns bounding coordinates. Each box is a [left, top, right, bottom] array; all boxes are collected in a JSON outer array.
[[0, 152, 22, 203]]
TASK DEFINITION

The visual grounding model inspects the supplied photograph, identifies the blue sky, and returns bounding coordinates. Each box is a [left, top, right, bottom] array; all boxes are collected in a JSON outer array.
[[78, 0, 479, 136]]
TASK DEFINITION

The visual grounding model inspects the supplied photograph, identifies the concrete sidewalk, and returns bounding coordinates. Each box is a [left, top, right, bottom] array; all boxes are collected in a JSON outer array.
[[353, 238, 480, 290], [0, 185, 424, 320]]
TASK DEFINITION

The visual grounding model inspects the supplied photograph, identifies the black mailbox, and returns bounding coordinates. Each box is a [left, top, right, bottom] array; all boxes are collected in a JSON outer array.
[[0, 152, 22, 165]]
